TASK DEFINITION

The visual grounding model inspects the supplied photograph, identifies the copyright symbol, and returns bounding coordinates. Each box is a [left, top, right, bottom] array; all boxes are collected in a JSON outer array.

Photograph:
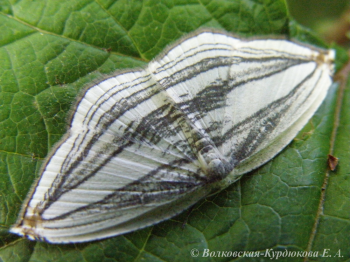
[[190, 248, 199, 257]]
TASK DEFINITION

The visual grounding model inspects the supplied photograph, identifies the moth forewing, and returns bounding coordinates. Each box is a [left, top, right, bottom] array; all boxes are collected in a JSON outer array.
[[10, 29, 334, 243]]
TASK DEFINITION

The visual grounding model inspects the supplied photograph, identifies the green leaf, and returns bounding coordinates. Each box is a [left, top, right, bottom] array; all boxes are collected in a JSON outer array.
[[0, 0, 349, 261]]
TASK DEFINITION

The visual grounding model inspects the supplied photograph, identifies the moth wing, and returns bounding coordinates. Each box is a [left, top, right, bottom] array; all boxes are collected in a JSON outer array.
[[149, 31, 240, 140], [221, 39, 334, 178], [11, 69, 212, 243], [151, 33, 334, 182]]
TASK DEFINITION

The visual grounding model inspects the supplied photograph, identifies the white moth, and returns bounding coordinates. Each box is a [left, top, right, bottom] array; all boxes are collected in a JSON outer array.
[[11, 29, 334, 243]]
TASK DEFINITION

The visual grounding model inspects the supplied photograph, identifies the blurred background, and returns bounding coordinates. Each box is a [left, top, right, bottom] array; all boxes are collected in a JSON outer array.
[[287, 0, 350, 45]]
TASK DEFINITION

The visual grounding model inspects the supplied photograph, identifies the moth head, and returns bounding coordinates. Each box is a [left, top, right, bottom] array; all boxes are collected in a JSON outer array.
[[10, 206, 43, 241], [316, 49, 335, 74]]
